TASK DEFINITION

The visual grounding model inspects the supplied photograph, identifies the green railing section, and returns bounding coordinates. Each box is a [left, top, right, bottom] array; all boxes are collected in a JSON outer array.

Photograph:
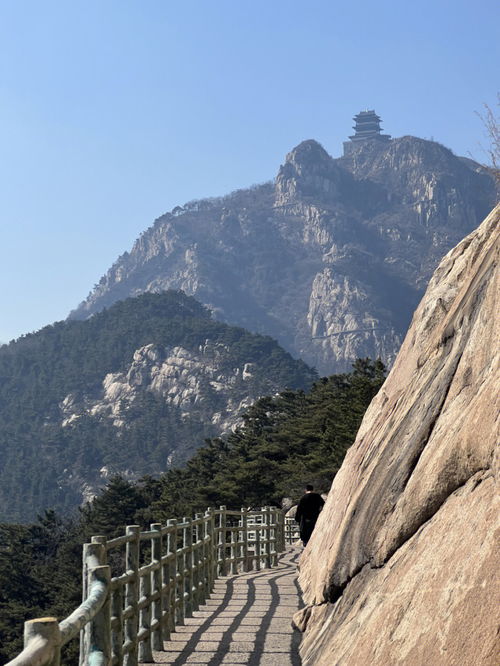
[[7, 505, 286, 666]]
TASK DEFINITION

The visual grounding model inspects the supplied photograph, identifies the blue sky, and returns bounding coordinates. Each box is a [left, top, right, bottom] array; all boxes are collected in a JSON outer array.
[[0, 0, 498, 342]]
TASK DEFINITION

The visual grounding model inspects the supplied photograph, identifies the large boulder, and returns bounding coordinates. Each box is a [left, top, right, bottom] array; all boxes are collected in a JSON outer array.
[[295, 205, 500, 665]]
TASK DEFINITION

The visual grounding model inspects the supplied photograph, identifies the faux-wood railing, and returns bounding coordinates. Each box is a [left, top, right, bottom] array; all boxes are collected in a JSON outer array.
[[284, 515, 300, 544], [7, 505, 286, 666]]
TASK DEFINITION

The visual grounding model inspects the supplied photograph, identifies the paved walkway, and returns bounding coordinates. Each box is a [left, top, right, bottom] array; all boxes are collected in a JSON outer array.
[[151, 546, 303, 665]]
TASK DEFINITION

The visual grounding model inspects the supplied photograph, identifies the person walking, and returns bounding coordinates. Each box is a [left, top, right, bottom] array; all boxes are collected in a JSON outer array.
[[295, 484, 325, 546]]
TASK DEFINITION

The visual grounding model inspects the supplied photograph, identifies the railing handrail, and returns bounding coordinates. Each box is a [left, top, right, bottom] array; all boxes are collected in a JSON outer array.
[[7, 566, 110, 666], [6, 630, 56, 666], [6, 505, 286, 666]]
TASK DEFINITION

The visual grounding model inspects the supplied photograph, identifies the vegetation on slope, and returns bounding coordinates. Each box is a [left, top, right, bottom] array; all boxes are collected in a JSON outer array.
[[0, 291, 315, 523], [0, 359, 385, 662], [151, 357, 385, 516]]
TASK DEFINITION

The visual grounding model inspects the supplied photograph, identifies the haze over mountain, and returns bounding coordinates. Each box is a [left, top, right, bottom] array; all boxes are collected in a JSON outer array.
[[0, 291, 315, 522], [70, 117, 496, 374]]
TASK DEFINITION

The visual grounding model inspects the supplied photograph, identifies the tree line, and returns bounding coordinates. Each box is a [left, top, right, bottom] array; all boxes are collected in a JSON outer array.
[[0, 358, 385, 663]]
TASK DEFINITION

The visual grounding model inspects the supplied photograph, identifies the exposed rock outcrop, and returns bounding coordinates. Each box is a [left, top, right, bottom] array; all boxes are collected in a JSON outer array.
[[60, 341, 259, 434], [295, 205, 499, 664], [70, 135, 496, 375], [0, 291, 316, 522]]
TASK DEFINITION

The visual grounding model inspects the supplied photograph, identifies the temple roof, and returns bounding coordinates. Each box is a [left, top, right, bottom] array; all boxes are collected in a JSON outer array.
[[349, 109, 390, 141], [344, 109, 391, 150]]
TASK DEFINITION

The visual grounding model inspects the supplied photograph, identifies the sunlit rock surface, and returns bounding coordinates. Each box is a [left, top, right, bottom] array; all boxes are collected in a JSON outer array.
[[295, 205, 499, 664]]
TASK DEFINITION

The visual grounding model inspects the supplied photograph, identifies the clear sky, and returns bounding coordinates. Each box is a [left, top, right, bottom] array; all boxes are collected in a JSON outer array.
[[0, 0, 498, 343]]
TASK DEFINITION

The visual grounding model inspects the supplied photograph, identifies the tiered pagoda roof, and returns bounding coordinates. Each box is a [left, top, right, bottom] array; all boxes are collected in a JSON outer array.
[[343, 109, 391, 155], [349, 110, 391, 142]]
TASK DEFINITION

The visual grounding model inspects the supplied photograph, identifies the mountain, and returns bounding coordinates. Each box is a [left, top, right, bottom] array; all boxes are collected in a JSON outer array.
[[70, 127, 496, 375], [0, 291, 315, 522], [294, 205, 499, 664]]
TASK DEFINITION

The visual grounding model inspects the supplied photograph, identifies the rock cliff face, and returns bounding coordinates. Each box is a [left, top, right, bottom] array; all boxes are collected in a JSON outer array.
[[70, 135, 495, 375], [60, 341, 260, 438], [295, 205, 499, 664]]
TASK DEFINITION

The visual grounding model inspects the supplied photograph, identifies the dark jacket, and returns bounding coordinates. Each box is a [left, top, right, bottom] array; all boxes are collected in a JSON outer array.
[[295, 492, 324, 524]]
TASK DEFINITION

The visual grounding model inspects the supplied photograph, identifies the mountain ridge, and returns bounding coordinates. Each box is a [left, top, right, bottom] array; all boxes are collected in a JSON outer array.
[[70, 133, 496, 374]]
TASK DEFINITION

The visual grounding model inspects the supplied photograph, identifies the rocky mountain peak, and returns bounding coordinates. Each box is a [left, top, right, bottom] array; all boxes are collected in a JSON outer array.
[[69, 128, 496, 375], [283, 139, 332, 168], [339, 135, 494, 220], [275, 139, 347, 206]]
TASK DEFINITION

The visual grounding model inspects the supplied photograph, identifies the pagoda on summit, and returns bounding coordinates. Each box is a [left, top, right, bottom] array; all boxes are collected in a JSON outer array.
[[343, 109, 391, 155]]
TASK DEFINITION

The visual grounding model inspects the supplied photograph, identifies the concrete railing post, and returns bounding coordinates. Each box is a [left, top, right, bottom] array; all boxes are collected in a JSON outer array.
[[260, 507, 268, 568], [255, 519, 261, 571], [166, 519, 177, 631], [270, 508, 278, 566], [271, 508, 278, 554], [150, 523, 163, 651], [138, 567, 153, 663], [262, 507, 268, 567], [194, 513, 205, 607], [205, 508, 215, 592], [24, 617, 61, 666], [203, 510, 211, 597], [219, 505, 227, 576], [183, 517, 194, 617], [279, 510, 286, 551], [88, 565, 112, 665], [240, 508, 249, 572], [81, 542, 106, 665], [230, 518, 238, 575], [111, 583, 124, 664], [176, 520, 185, 623], [192, 515, 199, 609], [124, 525, 140, 666], [266, 506, 273, 567]]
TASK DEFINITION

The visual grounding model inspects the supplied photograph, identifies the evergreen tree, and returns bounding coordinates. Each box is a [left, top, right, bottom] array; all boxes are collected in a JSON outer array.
[[0, 359, 385, 663]]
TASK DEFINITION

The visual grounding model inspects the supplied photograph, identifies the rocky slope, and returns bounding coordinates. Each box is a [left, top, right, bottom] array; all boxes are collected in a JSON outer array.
[[70, 132, 496, 375], [0, 291, 315, 522], [294, 205, 499, 664], [61, 341, 264, 435]]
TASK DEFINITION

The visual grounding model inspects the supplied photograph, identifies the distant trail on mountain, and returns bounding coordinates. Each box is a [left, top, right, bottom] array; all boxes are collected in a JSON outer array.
[[312, 326, 392, 339], [70, 120, 496, 375]]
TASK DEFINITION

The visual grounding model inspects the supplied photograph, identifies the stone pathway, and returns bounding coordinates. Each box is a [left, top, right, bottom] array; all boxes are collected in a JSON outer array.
[[150, 546, 303, 665]]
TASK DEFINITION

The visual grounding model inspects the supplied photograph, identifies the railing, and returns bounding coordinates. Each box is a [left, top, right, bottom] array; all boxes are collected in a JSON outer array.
[[7, 505, 285, 666], [284, 516, 300, 544]]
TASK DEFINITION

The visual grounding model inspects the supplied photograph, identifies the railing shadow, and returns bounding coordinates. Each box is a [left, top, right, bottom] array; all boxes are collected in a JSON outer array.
[[165, 549, 302, 666], [7, 506, 293, 666]]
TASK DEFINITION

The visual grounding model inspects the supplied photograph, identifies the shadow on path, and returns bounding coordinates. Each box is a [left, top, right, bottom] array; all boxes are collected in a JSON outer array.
[[149, 547, 303, 665]]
